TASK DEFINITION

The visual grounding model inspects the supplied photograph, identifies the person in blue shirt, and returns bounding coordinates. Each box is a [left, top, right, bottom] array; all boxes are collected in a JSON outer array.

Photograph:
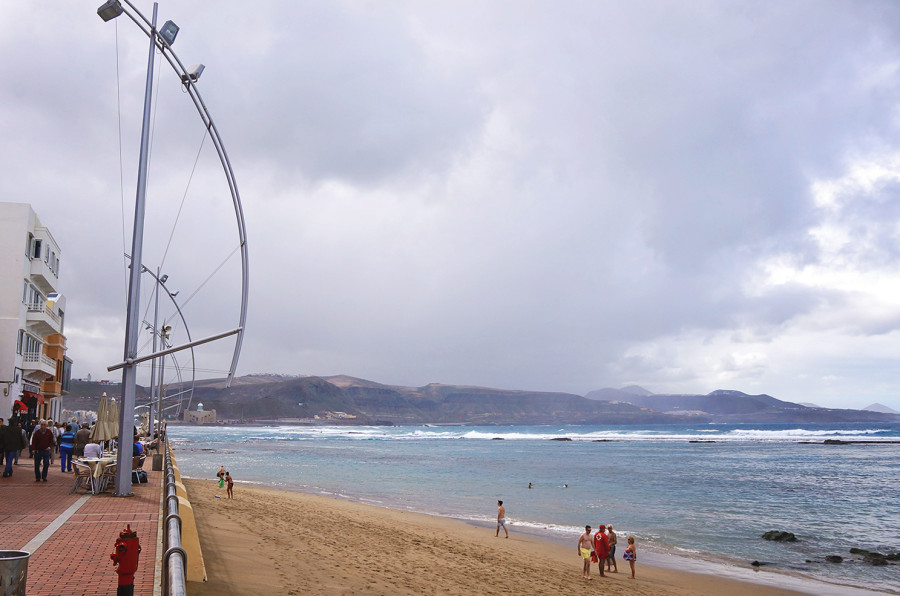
[[59, 427, 76, 472]]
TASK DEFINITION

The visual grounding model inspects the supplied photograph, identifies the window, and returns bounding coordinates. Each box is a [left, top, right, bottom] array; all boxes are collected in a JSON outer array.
[[16, 330, 24, 355], [31, 238, 42, 260]]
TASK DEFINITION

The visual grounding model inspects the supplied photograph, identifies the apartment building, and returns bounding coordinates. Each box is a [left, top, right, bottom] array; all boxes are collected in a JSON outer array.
[[0, 202, 72, 422]]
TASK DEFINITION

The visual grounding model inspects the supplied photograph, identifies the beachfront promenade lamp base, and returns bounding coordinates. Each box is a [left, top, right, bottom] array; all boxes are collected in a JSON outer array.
[[97, 0, 123, 21]]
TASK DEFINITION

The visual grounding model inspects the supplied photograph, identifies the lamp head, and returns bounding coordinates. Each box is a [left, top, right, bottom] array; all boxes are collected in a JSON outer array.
[[159, 20, 179, 46], [182, 64, 205, 85], [97, 0, 123, 22]]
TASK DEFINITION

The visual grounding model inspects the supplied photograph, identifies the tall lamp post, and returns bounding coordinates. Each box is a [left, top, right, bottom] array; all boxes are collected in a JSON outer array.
[[98, 0, 250, 496]]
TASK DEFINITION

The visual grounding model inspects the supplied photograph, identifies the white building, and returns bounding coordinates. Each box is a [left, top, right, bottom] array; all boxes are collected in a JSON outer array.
[[184, 402, 217, 424], [0, 202, 72, 421]]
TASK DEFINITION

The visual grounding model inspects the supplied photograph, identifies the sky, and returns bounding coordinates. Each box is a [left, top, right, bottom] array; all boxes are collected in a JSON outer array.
[[3, 1, 900, 410]]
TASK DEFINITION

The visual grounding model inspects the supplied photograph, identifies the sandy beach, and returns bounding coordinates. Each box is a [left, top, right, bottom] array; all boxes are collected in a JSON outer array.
[[183, 478, 811, 596]]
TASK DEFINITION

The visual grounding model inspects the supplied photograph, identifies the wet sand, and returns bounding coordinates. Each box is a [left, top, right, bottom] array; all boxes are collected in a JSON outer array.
[[184, 478, 809, 596]]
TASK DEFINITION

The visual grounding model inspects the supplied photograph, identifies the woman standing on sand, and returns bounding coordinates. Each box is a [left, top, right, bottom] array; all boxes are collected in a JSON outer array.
[[623, 535, 637, 578], [225, 471, 234, 499]]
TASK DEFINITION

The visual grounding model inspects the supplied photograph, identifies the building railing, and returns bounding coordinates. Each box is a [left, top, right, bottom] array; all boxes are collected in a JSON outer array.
[[27, 301, 61, 325], [163, 440, 187, 596], [23, 351, 56, 369]]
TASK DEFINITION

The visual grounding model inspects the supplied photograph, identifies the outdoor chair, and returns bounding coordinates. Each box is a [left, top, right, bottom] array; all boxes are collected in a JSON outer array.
[[70, 461, 94, 494], [98, 463, 117, 493]]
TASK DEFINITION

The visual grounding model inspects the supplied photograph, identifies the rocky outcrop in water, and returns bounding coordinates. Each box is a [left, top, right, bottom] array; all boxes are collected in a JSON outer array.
[[762, 531, 797, 542], [850, 548, 900, 565]]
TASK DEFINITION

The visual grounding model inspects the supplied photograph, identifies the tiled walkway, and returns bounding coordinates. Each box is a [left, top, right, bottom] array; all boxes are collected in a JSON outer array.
[[0, 455, 162, 595]]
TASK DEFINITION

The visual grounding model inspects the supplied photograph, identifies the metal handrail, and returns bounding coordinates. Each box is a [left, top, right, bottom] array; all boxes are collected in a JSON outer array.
[[163, 440, 187, 596]]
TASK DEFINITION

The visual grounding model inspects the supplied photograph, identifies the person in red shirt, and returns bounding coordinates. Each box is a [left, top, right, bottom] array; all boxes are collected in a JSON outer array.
[[30, 420, 55, 482], [592, 525, 610, 577]]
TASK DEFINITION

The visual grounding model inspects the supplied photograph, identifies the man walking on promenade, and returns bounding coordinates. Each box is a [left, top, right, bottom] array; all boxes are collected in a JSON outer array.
[[495, 500, 508, 538], [2, 418, 26, 477], [30, 420, 54, 482], [577, 525, 593, 579], [592, 525, 610, 577]]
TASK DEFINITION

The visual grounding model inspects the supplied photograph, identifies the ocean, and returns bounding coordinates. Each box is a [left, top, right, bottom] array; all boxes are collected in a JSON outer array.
[[169, 422, 900, 594]]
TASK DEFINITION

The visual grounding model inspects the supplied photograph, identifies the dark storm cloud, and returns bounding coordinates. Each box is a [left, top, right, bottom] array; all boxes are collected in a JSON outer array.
[[3, 1, 900, 408]]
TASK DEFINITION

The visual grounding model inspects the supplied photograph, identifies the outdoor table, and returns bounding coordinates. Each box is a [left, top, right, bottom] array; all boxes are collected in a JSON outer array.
[[78, 457, 117, 492]]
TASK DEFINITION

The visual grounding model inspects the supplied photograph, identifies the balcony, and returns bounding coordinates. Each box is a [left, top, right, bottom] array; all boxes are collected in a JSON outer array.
[[23, 351, 56, 379], [29, 256, 59, 294], [41, 380, 63, 398], [26, 302, 61, 336]]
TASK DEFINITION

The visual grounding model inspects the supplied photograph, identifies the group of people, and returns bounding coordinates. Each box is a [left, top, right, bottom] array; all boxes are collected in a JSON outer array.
[[0, 416, 161, 482], [578, 524, 636, 579], [216, 465, 234, 499], [493, 499, 636, 581], [0, 417, 97, 481]]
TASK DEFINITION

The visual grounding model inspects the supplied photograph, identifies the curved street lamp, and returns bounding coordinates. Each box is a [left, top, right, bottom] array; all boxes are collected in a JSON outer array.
[[98, 0, 249, 497]]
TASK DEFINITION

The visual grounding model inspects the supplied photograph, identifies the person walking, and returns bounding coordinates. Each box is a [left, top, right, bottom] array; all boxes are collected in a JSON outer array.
[[59, 426, 76, 473], [30, 420, 54, 482], [495, 500, 509, 538], [2, 418, 26, 477], [73, 423, 91, 457], [16, 422, 26, 464]]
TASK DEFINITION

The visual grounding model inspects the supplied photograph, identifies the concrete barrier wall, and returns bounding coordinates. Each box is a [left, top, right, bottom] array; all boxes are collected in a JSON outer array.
[[168, 449, 207, 583]]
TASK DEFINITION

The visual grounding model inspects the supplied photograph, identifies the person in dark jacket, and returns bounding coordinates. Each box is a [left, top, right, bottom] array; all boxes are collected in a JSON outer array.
[[30, 420, 55, 481], [1, 419, 26, 477]]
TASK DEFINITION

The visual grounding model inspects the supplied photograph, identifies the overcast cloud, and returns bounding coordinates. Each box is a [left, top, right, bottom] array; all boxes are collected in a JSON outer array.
[[3, 1, 900, 409]]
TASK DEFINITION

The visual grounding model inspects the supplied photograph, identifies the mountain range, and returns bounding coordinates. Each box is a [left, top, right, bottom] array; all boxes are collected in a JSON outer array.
[[63, 376, 900, 425]]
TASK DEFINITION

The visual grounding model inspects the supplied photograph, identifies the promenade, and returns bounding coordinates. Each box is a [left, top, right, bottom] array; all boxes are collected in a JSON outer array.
[[0, 456, 162, 595]]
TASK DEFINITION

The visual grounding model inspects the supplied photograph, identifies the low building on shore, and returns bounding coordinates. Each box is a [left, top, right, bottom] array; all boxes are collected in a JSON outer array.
[[184, 402, 217, 424]]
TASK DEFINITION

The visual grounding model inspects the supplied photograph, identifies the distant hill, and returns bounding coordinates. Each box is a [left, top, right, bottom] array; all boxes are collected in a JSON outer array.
[[60, 377, 900, 425], [595, 388, 899, 423], [864, 403, 900, 414]]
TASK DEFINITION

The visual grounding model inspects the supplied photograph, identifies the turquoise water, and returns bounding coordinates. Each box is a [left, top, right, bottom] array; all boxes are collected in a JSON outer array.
[[170, 423, 900, 593]]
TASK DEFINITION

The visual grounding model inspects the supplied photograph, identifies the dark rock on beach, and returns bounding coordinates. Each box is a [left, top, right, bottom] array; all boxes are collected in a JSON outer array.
[[750, 561, 771, 567], [762, 531, 798, 542], [825, 555, 843, 563], [849, 548, 897, 565]]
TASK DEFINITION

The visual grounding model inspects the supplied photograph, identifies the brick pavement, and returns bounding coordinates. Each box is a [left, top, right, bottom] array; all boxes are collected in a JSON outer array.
[[0, 455, 162, 595]]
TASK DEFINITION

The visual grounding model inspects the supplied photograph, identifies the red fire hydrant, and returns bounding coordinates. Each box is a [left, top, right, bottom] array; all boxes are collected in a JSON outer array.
[[110, 524, 141, 596]]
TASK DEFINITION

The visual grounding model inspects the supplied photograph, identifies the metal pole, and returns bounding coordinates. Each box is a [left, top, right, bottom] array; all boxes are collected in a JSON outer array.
[[157, 326, 167, 443], [116, 2, 158, 497], [148, 267, 161, 438]]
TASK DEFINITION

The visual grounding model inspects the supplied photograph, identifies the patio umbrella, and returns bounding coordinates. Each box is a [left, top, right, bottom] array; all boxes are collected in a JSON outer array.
[[89, 392, 118, 443], [108, 398, 120, 440]]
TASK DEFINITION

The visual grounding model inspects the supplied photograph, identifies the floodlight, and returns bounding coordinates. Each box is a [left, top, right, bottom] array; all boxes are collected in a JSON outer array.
[[159, 20, 179, 45], [97, 0, 123, 21], [182, 63, 205, 84]]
